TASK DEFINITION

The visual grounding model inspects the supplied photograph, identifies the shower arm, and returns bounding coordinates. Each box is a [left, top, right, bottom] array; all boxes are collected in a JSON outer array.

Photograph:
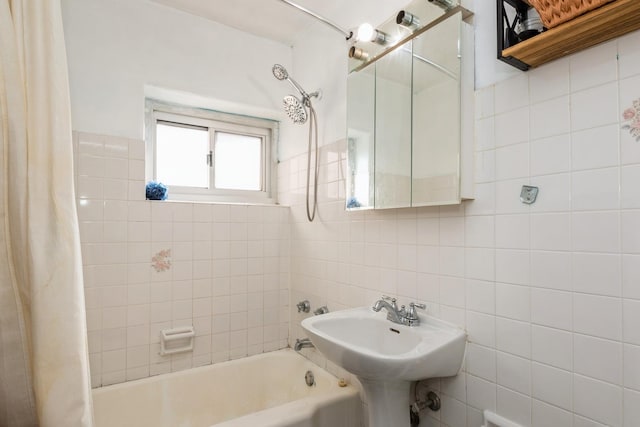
[[277, 0, 353, 41]]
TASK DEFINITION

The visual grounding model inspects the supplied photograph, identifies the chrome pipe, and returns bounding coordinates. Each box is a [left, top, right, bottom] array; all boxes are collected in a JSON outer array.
[[277, 0, 353, 40]]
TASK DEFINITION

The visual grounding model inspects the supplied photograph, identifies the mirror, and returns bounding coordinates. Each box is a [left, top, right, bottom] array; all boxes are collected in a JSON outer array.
[[346, 4, 470, 210], [346, 66, 375, 209], [375, 47, 412, 209], [411, 12, 461, 205]]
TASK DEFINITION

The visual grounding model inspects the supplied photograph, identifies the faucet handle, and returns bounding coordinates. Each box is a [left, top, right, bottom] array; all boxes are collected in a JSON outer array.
[[382, 295, 398, 309], [406, 302, 426, 321]]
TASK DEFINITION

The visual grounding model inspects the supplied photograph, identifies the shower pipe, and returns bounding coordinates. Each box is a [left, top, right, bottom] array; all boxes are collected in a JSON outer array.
[[277, 0, 353, 40]]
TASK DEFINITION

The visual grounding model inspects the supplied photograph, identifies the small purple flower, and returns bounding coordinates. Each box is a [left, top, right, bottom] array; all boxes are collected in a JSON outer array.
[[146, 181, 167, 200]]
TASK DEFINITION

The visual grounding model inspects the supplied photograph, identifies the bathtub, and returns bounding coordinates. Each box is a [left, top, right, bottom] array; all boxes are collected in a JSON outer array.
[[92, 349, 361, 427]]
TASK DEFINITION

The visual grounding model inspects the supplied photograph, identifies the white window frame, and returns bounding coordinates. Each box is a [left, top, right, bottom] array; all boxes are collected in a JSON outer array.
[[145, 99, 278, 204]]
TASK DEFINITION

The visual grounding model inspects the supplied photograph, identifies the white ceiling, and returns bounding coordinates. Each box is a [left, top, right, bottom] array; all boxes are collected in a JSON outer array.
[[148, 0, 409, 46]]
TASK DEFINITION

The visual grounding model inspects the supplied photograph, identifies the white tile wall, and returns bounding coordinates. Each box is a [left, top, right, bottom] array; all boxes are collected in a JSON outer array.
[[282, 32, 640, 427], [74, 132, 290, 387]]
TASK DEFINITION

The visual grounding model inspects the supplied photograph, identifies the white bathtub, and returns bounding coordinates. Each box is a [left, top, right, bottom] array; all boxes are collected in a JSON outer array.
[[92, 349, 361, 427]]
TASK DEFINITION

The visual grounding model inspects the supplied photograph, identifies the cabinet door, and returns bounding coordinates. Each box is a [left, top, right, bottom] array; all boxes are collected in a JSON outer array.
[[411, 12, 461, 206], [375, 47, 413, 209], [346, 65, 376, 210]]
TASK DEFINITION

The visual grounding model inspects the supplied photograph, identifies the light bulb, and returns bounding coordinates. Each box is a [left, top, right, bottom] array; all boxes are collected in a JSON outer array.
[[356, 23, 375, 42]]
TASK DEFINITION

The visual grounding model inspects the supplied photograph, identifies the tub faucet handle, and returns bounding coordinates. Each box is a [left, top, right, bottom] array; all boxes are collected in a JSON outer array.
[[296, 300, 310, 313]]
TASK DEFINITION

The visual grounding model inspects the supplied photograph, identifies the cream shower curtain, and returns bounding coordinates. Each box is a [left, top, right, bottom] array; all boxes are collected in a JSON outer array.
[[0, 0, 93, 426]]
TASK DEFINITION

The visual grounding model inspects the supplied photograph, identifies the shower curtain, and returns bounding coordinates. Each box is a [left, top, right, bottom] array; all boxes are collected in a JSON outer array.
[[0, 0, 94, 426]]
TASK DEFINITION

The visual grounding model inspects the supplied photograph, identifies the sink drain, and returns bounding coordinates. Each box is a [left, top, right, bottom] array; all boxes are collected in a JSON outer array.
[[305, 370, 315, 386]]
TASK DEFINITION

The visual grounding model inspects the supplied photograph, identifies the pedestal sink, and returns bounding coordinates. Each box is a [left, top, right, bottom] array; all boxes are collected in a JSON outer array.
[[301, 306, 466, 427]]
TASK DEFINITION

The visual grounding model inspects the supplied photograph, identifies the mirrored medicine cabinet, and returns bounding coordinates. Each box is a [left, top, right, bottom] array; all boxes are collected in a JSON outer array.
[[346, 0, 474, 210]]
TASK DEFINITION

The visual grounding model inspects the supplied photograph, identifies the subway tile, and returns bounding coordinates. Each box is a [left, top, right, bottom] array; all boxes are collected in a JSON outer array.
[[574, 334, 622, 385], [621, 165, 640, 209], [495, 250, 530, 287], [495, 74, 529, 115], [532, 362, 572, 411], [495, 143, 529, 181], [572, 211, 620, 253], [618, 30, 640, 79], [573, 374, 622, 427], [496, 179, 530, 215], [572, 125, 619, 171], [531, 213, 571, 251], [531, 325, 573, 371], [572, 252, 621, 297], [623, 255, 640, 299], [531, 288, 572, 331], [530, 134, 571, 176], [622, 211, 640, 254], [465, 216, 494, 248], [624, 299, 640, 345], [571, 82, 619, 131], [496, 317, 530, 358], [624, 388, 640, 427], [497, 351, 531, 395], [466, 311, 495, 348], [475, 84, 495, 119], [531, 96, 570, 140], [495, 214, 529, 249], [465, 248, 495, 281], [495, 107, 529, 147], [625, 344, 640, 391], [466, 374, 496, 411], [465, 343, 496, 382], [465, 280, 495, 314], [572, 168, 620, 211], [574, 293, 622, 340], [529, 58, 570, 104], [465, 183, 495, 216], [496, 387, 531, 427], [474, 149, 495, 183], [532, 399, 572, 427], [570, 41, 618, 92], [475, 117, 495, 151]]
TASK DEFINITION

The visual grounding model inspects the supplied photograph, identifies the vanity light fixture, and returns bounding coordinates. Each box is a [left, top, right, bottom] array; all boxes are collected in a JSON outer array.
[[356, 23, 389, 45], [396, 10, 421, 30], [348, 46, 370, 61]]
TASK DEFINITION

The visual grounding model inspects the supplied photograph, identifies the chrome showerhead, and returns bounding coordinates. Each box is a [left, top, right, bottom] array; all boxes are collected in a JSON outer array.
[[272, 64, 289, 81], [283, 95, 308, 124]]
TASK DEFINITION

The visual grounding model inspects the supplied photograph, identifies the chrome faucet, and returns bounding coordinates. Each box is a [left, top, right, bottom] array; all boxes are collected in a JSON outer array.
[[294, 338, 314, 351], [372, 296, 426, 327], [372, 296, 404, 324]]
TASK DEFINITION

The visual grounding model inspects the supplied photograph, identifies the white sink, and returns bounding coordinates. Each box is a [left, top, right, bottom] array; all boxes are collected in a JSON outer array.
[[301, 306, 466, 427]]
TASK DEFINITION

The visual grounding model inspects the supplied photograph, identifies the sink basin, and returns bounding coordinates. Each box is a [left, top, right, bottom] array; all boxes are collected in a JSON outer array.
[[302, 306, 466, 381], [301, 306, 466, 427]]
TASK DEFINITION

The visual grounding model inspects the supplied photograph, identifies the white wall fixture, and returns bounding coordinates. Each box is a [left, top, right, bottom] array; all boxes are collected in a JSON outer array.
[[160, 326, 195, 356]]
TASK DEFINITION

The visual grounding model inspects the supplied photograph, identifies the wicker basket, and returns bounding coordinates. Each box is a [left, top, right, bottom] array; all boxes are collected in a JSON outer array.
[[527, 0, 616, 28]]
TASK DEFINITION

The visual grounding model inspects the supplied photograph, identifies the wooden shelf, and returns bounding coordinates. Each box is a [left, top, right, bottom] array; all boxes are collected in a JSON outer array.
[[502, 0, 640, 69]]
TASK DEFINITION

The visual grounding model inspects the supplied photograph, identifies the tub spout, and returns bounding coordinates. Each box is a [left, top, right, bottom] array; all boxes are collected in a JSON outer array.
[[294, 338, 314, 351]]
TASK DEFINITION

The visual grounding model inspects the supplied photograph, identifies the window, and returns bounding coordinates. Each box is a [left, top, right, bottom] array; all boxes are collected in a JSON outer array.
[[145, 100, 277, 203]]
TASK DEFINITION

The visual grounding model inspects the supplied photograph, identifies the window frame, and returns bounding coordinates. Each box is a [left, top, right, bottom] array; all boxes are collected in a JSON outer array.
[[145, 99, 278, 204]]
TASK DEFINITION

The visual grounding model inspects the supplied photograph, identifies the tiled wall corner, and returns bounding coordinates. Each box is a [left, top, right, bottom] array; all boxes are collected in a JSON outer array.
[[75, 132, 291, 387]]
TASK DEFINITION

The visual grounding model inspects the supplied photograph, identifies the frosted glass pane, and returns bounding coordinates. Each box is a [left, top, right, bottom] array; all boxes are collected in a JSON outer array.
[[215, 132, 262, 191], [156, 123, 209, 188]]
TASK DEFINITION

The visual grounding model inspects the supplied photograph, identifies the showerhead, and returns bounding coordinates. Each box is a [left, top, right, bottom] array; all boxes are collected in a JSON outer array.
[[283, 95, 308, 124], [272, 64, 289, 81]]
